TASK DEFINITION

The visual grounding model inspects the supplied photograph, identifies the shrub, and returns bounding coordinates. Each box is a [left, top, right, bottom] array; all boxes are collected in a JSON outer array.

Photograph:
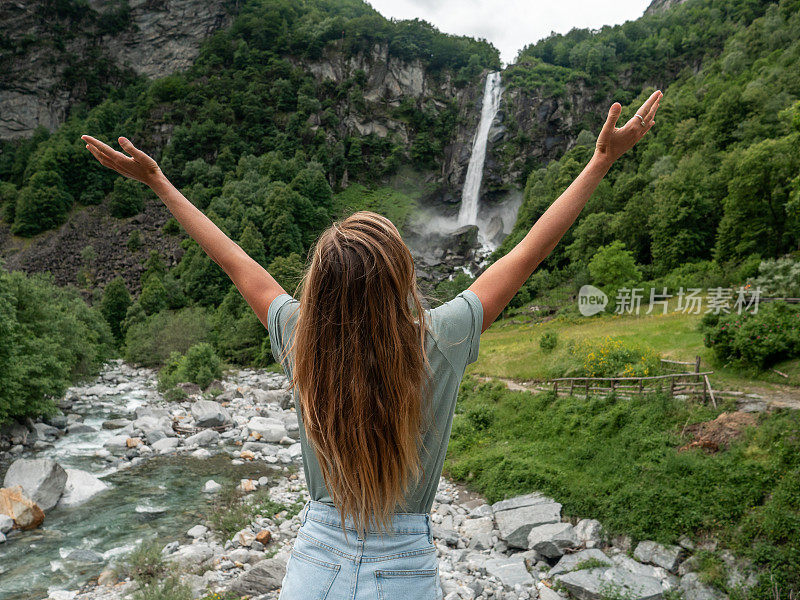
[[751, 258, 800, 298], [162, 217, 181, 235], [0, 269, 113, 423], [157, 343, 222, 391], [703, 301, 800, 369], [127, 230, 143, 252], [570, 336, 660, 378], [109, 178, 146, 218], [540, 332, 559, 352], [124, 307, 211, 366]]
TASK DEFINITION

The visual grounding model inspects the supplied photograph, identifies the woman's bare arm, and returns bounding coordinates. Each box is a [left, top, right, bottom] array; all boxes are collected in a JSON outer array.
[[81, 135, 285, 328], [469, 90, 662, 332]]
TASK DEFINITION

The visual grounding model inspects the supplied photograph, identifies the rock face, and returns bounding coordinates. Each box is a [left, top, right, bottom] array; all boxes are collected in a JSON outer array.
[[0, 485, 45, 530], [0, 0, 232, 138], [634, 540, 684, 573], [2, 458, 67, 511], [57, 469, 109, 508]]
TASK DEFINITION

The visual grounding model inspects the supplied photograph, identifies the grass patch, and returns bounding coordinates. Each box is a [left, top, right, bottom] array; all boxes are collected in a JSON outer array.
[[209, 484, 303, 538], [445, 376, 800, 597], [117, 541, 193, 600], [333, 183, 419, 233]]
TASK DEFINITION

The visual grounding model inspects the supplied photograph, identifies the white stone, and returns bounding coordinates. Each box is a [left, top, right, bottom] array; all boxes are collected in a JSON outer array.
[[57, 469, 109, 508]]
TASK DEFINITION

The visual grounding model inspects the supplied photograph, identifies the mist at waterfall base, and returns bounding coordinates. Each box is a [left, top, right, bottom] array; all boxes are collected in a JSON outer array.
[[405, 72, 522, 275]]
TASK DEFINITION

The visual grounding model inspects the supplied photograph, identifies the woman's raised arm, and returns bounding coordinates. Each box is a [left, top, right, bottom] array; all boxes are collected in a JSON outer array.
[[81, 135, 285, 328], [468, 90, 662, 332]]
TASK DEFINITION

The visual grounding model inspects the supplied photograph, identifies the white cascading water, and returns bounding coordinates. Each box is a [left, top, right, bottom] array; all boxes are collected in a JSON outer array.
[[457, 71, 503, 227]]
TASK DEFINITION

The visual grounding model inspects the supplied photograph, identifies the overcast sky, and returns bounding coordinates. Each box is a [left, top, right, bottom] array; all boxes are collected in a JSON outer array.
[[368, 0, 652, 65]]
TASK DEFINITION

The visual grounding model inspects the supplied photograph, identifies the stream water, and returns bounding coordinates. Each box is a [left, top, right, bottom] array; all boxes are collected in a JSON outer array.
[[0, 371, 275, 600]]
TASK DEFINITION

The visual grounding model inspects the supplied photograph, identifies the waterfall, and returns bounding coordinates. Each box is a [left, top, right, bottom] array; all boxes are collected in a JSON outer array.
[[457, 71, 503, 227]]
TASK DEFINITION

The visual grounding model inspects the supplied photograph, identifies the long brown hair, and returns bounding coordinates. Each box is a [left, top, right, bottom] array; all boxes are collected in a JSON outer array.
[[288, 211, 430, 535]]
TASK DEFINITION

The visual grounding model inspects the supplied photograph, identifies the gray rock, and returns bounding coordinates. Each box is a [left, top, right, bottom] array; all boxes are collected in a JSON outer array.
[[185, 429, 220, 447], [549, 548, 610, 577], [0, 532, 5, 543], [144, 429, 167, 445], [67, 423, 97, 435], [432, 525, 459, 546], [203, 480, 222, 493], [575, 518, 603, 547], [679, 573, 727, 600], [494, 501, 562, 549], [484, 555, 534, 589], [0, 514, 13, 533], [57, 469, 109, 508], [152, 437, 181, 454], [492, 492, 554, 513], [460, 516, 493, 550], [187, 525, 208, 538], [527, 522, 579, 557], [609, 552, 670, 581], [102, 419, 131, 430], [167, 543, 215, 568], [226, 557, 288, 595], [3, 458, 67, 512], [191, 400, 231, 428], [246, 417, 287, 442], [555, 567, 663, 600], [633, 541, 684, 573], [66, 548, 104, 563]]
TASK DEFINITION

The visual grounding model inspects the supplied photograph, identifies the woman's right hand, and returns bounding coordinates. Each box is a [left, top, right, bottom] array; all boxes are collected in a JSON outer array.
[[81, 135, 165, 187], [593, 89, 662, 167]]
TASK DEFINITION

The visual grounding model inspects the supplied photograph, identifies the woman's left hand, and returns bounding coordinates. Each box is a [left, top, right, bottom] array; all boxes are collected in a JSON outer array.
[[81, 135, 164, 187], [594, 89, 662, 166]]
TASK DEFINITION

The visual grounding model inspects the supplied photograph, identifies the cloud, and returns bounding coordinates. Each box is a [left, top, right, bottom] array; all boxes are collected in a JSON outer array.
[[368, 0, 651, 64]]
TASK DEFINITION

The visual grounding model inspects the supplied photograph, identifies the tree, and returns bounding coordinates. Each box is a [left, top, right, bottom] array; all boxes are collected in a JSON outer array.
[[139, 274, 167, 315], [12, 171, 73, 236], [100, 277, 132, 341], [239, 221, 267, 265], [267, 253, 305, 295], [588, 241, 642, 289], [109, 178, 146, 218]]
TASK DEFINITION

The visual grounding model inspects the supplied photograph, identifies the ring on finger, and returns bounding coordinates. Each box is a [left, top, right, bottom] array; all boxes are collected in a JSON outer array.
[[635, 113, 646, 126]]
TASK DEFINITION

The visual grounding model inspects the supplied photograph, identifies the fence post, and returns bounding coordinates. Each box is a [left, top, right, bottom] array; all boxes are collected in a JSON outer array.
[[586, 381, 589, 399], [669, 376, 675, 397], [695, 355, 701, 374], [553, 381, 559, 395], [570, 380, 574, 396], [638, 379, 643, 395]]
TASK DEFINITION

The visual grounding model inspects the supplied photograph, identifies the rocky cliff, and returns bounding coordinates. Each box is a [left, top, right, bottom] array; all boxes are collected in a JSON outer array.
[[0, 0, 232, 139]]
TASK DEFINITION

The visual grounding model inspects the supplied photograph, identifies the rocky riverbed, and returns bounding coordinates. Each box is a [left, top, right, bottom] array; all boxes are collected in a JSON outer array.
[[0, 361, 756, 600]]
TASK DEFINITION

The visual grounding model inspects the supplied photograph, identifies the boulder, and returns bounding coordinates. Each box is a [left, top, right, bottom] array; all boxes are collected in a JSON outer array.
[[66, 548, 104, 563], [191, 400, 231, 428], [152, 437, 181, 454], [57, 469, 109, 508], [575, 518, 603, 548], [226, 557, 288, 595], [0, 485, 45, 529], [679, 573, 727, 600], [460, 516, 493, 550], [2, 458, 67, 511], [484, 555, 535, 589], [491, 492, 553, 513], [102, 419, 131, 430], [494, 500, 562, 549], [185, 429, 220, 447], [555, 567, 663, 600], [0, 513, 14, 533], [166, 543, 215, 568], [246, 417, 287, 443], [203, 480, 222, 494], [633, 541, 684, 573], [527, 522, 579, 558], [67, 423, 97, 435], [187, 524, 208, 538], [549, 548, 610, 577]]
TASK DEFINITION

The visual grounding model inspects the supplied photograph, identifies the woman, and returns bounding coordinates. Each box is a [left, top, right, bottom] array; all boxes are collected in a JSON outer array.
[[82, 89, 661, 599]]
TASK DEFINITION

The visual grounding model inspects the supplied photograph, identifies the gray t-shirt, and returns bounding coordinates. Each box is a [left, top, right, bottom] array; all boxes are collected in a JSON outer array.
[[267, 289, 483, 514]]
